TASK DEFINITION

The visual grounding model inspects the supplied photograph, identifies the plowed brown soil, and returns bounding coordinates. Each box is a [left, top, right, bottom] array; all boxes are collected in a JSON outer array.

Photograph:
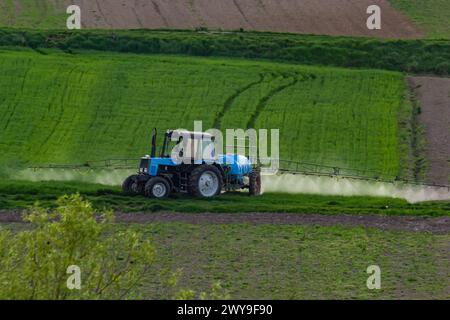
[[1, 210, 449, 234], [408, 76, 450, 186], [64, 0, 422, 38]]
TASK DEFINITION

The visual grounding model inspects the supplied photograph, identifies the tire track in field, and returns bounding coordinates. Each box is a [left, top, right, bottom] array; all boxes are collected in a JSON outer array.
[[2, 66, 31, 131], [85, 67, 130, 156], [187, 0, 206, 27], [2, 102, 19, 132], [232, 0, 254, 28], [56, 68, 89, 156], [246, 74, 301, 129], [132, 0, 144, 28], [213, 74, 264, 129], [94, 0, 112, 27], [39, 67, 78, 155]]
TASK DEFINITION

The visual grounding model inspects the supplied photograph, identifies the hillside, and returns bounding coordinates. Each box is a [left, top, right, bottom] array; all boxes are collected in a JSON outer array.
[[388, 0, 450, 38], [0, 48, 409, 179], [0, 0, 425, 38]]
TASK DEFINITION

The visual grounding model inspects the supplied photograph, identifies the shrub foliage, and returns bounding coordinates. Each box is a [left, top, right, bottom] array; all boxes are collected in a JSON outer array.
[[0, 29, 449, 74], [0, 194, 155, 299]]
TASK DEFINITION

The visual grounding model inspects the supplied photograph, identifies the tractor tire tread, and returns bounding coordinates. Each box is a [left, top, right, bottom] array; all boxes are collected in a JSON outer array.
[[144, 176, 170, 198], [188, 165, 223, 198]]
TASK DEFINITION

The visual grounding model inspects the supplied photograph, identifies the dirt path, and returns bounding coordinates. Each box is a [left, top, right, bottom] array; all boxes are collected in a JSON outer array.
[[62, 0, 422, 38], [1, 210, 449, 234], [408, 76, 450, 186]]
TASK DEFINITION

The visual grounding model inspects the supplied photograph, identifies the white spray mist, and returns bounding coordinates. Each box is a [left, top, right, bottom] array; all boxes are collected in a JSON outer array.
[[262, 174, 450, 203], [14, 169, 130, 186], [11, 169, 450, 204]]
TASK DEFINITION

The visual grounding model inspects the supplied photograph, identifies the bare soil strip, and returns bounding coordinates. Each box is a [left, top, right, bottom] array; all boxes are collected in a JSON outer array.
[[64, 0, 423, 38], [408, 76, 450, 186], [1, 210, 449, 234]]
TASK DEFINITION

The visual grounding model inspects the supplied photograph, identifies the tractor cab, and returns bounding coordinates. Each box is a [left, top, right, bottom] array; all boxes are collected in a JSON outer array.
[[160, 130, 216, 162], [139, 129, 216, 174]]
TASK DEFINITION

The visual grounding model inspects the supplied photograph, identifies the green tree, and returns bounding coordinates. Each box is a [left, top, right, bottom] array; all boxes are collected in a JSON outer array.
[[0, 194, 155, 299]]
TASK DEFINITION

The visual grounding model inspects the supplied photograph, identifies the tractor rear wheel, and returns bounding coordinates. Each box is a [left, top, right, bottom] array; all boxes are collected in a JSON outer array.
[[145, 177, 170, 199], [249, 171, 262, 196], [189, 165, 223, 198], [122, 175, 144, 195]]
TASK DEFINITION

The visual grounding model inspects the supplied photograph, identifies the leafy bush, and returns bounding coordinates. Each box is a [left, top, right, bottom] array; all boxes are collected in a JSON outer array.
[[0, 194, 155, 299], [435, 62, 450, 75]]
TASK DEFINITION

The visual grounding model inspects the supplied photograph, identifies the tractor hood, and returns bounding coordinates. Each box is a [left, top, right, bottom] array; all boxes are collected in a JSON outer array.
[[219, 154, 253, 175]]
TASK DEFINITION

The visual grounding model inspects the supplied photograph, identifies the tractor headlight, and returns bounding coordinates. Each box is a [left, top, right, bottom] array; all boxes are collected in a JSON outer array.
[[139, 158, 150, 173]]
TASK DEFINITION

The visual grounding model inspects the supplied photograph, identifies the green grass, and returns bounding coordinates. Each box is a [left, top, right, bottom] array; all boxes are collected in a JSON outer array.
[[0, 48, 410, 179], [137, 223, 450, 299], [388, 0, 450, 39], [4, 221, 447, 299], [1, 180, 449, 216], [0, 1, 66, 29]]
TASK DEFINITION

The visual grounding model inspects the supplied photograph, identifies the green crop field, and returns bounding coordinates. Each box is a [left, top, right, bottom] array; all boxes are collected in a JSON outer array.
[[0, 48, 409, 179], [388, 0, 450, 39]]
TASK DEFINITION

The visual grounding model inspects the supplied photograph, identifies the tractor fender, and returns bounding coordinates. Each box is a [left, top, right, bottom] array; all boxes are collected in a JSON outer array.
[[212, 163, 226, 182], [159, 174, 174, 192]]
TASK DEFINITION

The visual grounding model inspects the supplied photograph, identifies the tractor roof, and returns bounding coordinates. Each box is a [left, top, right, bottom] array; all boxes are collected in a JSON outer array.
[[169, 130, 214, 140]]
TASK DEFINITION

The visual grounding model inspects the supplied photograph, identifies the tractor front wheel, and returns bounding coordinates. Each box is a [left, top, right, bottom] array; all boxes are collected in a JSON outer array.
[[145, 177, 171, 199], [122, 175, 144, 195], [189, 165, 223, 198]]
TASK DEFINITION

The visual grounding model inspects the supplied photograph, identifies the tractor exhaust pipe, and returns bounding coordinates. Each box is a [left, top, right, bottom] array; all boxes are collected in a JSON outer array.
[[151, 128, 157, 158]]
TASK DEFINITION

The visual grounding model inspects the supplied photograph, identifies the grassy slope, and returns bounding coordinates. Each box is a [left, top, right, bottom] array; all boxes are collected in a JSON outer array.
[[0, 48, 408, 179], [4, 221, 447, 299], [388, 0, 450, 39], [1, 180, 449, 216]]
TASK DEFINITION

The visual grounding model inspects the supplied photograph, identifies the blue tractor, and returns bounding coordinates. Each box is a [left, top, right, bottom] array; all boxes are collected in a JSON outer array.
[[122, 129, 262, 198]]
